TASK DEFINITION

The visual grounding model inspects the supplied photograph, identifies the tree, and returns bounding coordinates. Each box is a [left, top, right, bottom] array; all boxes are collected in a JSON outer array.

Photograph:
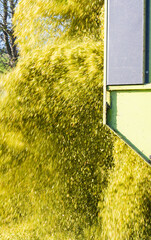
[[0, 0, 18, 70]]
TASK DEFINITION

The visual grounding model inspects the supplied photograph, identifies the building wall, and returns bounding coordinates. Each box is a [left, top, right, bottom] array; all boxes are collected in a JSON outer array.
[[107, 86, 151, 161]]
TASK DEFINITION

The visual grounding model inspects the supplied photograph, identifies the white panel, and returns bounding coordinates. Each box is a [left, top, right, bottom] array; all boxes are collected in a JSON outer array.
[[107, 0, 144, 85]]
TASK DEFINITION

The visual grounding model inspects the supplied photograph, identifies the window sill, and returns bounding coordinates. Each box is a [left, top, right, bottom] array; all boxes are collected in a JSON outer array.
[[107, 83, 151, 91]]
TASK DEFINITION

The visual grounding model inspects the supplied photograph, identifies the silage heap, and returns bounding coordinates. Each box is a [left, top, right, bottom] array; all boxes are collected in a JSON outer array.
[[0, 40, 113, 239]]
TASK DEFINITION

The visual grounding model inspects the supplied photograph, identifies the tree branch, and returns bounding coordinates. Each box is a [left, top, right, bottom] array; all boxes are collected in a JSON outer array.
[[0, 0, 18, 69]]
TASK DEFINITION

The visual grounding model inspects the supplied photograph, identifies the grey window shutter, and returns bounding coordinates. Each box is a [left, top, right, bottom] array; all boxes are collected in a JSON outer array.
[[107, 0, 145, 85]]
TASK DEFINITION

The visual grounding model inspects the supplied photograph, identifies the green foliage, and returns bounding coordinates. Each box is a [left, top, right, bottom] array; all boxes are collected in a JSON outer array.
[[0, 62, 5, 74], [0, 54, 10, 74], [101, 139, 151, 240], [0, 39, 113, 239]]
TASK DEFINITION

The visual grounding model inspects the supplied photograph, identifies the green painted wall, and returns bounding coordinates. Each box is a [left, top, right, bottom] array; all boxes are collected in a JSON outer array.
[[149, 0, 151, 83], [107, 89, 151, 162]]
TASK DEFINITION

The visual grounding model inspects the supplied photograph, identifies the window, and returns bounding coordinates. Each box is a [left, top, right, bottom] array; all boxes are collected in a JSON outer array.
[[106, 0, 148, 85]]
